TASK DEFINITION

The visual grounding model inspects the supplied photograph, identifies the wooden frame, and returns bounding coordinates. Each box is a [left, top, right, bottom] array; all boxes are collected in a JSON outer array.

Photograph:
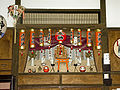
[[13, 0, 113, 90]]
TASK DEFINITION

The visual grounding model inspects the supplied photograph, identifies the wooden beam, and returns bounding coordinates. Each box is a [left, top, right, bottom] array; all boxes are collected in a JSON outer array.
[[100, 0, 106, 26], [15, 0, 21, 5], [100, 0, 108, 53]]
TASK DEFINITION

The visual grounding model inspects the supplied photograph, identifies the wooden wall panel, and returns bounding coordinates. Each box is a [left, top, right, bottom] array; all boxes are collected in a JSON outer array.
[[62, 88, 102, 90], [18, 75, 60, 85], [19, 88, 59, 90], [108, 30, 120, 71], [0, 60, 12, 70], [0, 29, 13, 59], [62, 74, 103, 85], [111, 73, 120, 85], [0, 71, 11, 75]]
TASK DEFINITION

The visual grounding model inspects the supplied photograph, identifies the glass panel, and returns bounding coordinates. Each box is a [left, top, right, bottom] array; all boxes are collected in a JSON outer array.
[[21, 0, 100, 9]]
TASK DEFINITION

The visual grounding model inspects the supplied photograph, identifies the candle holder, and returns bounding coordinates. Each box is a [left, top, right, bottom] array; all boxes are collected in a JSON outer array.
[[74, 64, 78, 72], [50, 64, 55, 72]]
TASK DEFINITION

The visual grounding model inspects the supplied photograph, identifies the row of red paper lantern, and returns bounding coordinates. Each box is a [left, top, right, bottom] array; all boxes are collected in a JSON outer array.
[[19, 29, 101, 50]]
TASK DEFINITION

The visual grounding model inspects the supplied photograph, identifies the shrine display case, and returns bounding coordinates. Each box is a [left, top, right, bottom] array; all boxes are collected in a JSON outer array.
[[1, 0, 120, 90], [13, 8, 106, 90], [0, 0, 118, 89]]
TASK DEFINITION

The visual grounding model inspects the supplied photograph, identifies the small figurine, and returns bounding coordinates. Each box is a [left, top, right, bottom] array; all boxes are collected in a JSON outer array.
[[85, 49, 91, 66], [80, 66, 86, 72], [28, 50, 37, 66], [74, 37, 78, 46], [32, 68, 36, 73], [89, 65, 94, 72], [43, 66, 49, 72], [74, 64, 78, 72], [38, 66, 42, 71], [28, 69, 32, 73]]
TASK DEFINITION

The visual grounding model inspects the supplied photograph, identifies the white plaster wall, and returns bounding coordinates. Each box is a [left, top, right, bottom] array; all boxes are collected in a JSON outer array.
[[21, 0, 100, 9], [106, 0, 120, 27], [0, 0, 15, 27]]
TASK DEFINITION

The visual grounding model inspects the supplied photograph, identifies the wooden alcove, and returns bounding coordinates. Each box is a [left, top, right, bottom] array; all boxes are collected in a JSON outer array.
[[12, 0, 111, 90], [14, 8, 104, 90]]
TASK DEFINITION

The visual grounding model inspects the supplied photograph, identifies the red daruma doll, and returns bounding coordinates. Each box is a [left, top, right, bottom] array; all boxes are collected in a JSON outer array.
[[43, 66, 49, 72], [80, 66, 86, 72]]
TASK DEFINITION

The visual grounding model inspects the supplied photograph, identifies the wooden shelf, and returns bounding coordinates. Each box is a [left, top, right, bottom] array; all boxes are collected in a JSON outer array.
[[16, 24, 104, 30]]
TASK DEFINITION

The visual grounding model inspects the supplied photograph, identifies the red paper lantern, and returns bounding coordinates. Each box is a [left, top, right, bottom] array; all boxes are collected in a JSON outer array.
[[55, 30, 66, 43], [43, 66, 49, 72], [39, 29, 44, 46], [70, 28, 74, 44], [48, 29, 51, 44], [86, 29, 92, 47], [96, 29, 101, 49], [88, 49, 90, 53], [19, 29, 25, 49], [30, 29, 35, 48], [78, 29, 82, 46]]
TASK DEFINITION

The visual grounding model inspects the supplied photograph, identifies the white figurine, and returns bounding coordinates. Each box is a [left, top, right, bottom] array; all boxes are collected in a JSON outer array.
[[87, 57, 90, 66], [74, 37, 78, 46], [31, 58, 34, 66], [69, 53, 73, 65]]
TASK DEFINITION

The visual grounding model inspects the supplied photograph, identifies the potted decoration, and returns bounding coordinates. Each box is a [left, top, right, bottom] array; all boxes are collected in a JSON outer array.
[[80, 66, 86, 72], [28, 50, 37, 66], [85, 50, 92, 66], [8, 5, 25, 44]]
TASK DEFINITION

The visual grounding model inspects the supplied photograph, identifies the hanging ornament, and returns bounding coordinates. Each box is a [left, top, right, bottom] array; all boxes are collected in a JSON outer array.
[[70, 28, 74, 44], [39, 29, 44, 46], [48, 45, 51, 49], [48, 29, 51, 44], [78, 29, 82, 46], [0, 15, 7, 39], [8, 5, 25, 44], [30, 29, 35, 48], [20, 51, 23, 56], [71, 46, 73, 50], [79, 49, 81, 52], [55, 30, 66, 43], [86, 28, 92, 47], [41, 50, 43, 53], [96, 29, 102, 49], [19, 29, 25, 49], [98, 51, 100, 56]]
